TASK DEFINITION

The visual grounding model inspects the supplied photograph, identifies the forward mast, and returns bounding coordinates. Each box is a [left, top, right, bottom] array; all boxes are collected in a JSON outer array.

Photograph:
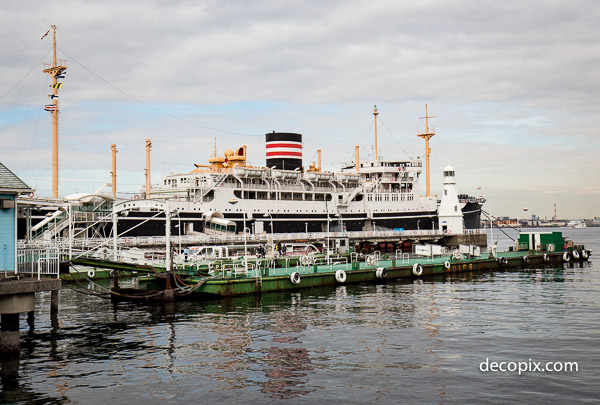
[[42, 25, 67, 199]]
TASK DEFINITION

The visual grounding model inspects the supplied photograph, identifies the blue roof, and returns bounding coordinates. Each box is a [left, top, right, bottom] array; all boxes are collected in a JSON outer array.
[[0, 162, 33, 193]]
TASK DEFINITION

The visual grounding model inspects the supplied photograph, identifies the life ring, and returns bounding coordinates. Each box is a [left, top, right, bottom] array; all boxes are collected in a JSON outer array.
[[28, 192, 34, 198], [256, 258, 262, 268], [366, 255, 377, 266], [498, 257, 507, 265], [443, 261, 451, 269], [335, 270, 347, 283], [375, 267, 387, 279], [290, 272, 301, 285], [87, 269, 95, 278], [543, 253, 549, 262], [563, 252, 570, 262], [412, 263, 423, 277], [522, 255, 529, 263], [582, 250, 589, 260], [453, 250, 462, 260], [547, 244, 555, 252], [133, 194, 139, 199], [572, 250, 580, 260]]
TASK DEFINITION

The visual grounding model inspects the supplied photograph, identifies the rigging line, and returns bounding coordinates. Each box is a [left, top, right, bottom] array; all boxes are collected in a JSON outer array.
[[27, 74, 50, 171], [481, 209, 516, 241], [379, 118, 413, 159], [431, 136, 480, 188], [0, 47, 51, 101], [305, 150, 318, 165], [302, 137, 354, 155], [360, 119, 374, 160], [58, 47, 263, 137]]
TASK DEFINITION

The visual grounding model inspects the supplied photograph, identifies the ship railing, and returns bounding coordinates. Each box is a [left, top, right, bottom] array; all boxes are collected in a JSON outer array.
[[26, 228, 484, 251], [315, 255, 350, 270]]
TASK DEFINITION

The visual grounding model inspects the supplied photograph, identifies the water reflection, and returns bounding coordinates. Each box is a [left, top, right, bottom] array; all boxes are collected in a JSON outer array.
[[1, 237, 598, 404], [259, 292, 314, 399]]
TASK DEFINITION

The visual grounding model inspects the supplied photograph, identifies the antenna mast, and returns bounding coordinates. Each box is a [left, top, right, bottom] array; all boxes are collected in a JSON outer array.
[[42, 25, 67, 199], [373, 105, 379, 161], [417, 104, 436, 197]]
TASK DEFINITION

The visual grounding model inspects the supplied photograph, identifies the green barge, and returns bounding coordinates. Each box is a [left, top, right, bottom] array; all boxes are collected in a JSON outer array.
[[66, 231, 592, 300], [109, 246, 590, 300]]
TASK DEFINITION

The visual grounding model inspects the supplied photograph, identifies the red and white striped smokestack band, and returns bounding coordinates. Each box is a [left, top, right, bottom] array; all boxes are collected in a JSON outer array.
[[265, 141, 303, 158]]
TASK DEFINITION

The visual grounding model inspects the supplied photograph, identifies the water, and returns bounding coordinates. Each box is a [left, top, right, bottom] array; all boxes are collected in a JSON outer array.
[[2, 228, 599, 403]]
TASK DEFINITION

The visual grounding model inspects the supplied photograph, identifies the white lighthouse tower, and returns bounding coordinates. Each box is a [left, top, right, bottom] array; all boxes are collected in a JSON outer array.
[[438, 165, 464, 234]]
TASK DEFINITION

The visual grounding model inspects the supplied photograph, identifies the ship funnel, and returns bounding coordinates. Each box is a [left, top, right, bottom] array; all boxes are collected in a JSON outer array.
[[265, 132, 302, 170]]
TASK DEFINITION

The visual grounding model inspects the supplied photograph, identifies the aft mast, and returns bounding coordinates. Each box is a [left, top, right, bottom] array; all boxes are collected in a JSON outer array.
[[417, 104, 435, 197], [42, 25, 67, 199]]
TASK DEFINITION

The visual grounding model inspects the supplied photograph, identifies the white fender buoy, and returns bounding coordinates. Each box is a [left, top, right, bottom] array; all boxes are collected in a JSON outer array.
[[290, 272, 301, 285], [572, 250, 580, 260], [375, 267, 388, 279], [335, 270, 347, 283], [412, 263, 423, 277], [444, 261, 451, 269], [522, 255, 529, 263], [563, 252, 570, 262], [582, 250, 589, 260], [543, 253, 549, 262], [87, 269, 95, 278]]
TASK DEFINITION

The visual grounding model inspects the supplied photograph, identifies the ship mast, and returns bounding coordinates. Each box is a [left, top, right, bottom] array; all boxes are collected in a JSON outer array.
[[373, 105, 379, 161], [42, 25, 67, 199], [417, 104, 435, 197]]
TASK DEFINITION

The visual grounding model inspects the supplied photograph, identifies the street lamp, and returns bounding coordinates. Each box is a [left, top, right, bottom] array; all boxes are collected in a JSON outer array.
[[326, 212, 330, 263], [483, 203, 495, 254], [335, 213, 344, 234], [229, 198, 248, 274], [263, 212, 273, 233]]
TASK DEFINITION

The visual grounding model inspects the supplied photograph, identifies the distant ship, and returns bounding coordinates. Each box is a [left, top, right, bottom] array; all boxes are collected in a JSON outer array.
[[567, 220, 587, 229]]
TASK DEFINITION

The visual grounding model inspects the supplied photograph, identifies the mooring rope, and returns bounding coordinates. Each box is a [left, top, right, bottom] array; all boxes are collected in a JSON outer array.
[[481, 210, 517, 242]]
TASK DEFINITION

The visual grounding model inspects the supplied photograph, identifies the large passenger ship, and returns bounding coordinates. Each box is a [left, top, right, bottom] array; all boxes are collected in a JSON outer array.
[[114, 107, 485, 237]]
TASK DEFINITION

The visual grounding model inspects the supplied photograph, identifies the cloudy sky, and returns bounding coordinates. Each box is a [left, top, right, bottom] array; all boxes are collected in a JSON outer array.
[[1, 0, 598, 219]]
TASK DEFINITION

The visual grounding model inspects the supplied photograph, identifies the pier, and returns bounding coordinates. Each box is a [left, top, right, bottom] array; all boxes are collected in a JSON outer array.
[[0, 275, 61, 354]]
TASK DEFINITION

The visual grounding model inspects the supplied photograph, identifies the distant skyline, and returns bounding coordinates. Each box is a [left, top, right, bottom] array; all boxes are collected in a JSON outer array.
[[1, 0, 599, 219]]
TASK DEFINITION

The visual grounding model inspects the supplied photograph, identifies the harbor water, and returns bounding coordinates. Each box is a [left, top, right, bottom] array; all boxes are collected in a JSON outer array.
[[1, 228, 599, 403]]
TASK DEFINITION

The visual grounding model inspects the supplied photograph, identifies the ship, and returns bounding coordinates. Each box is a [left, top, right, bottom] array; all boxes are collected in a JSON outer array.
[[113, 107, 485, 238], [567, 220, 587, 229]]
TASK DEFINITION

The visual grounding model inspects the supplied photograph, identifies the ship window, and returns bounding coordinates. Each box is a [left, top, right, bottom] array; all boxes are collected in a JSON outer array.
[[455, 205, 458, 212], [444, 190, 447, 196]]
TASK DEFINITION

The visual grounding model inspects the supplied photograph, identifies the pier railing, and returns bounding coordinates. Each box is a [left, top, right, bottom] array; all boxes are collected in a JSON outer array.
[[17, 247, 60, 279]]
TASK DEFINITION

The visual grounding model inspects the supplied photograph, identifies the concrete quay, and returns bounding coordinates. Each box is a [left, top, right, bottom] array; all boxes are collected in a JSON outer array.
[[0, 274, 61, 354]]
